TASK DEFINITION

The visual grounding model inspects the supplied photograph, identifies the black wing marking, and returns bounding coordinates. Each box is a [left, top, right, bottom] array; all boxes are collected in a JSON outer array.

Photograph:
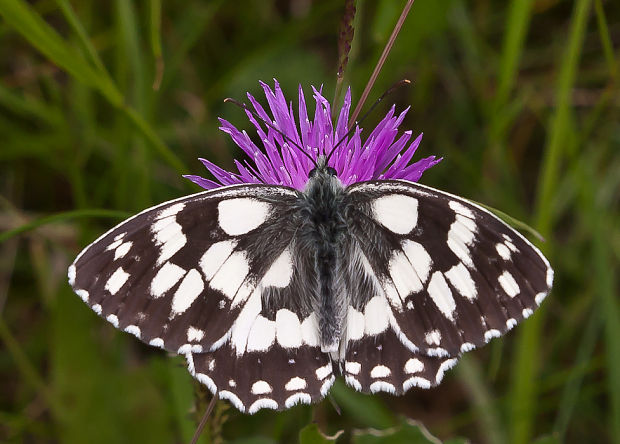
[[345, 180, 553, 358], [343, 328, 458, 395]]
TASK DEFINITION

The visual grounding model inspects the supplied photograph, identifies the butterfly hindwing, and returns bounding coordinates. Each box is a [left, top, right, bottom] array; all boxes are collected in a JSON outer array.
[[343, 328, 458, 395], [345, 180, 553, 358], [188, 342, 334, 413]]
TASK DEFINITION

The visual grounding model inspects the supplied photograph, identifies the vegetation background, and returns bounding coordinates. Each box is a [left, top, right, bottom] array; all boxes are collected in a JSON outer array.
[[0, 0, 618, 443]]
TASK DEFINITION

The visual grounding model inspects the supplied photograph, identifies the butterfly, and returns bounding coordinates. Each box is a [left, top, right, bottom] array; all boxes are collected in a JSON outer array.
[[68, 154, 553, 414]]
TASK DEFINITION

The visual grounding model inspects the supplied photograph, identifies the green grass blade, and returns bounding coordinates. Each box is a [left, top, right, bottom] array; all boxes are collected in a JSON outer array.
[[150, 0, 163, 90], [593, 0, 617, 78], [55, 0, 107, 73], [510, 1, 593, 443], [0, 209, 129, 244]]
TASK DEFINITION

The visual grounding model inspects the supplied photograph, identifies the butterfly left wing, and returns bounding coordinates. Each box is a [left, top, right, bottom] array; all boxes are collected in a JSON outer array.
[[68, 184, 335, 413], [343, 180, 553, 363]]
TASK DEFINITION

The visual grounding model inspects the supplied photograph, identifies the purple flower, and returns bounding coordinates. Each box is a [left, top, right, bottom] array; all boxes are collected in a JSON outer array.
[[184, 80, 441, 190]]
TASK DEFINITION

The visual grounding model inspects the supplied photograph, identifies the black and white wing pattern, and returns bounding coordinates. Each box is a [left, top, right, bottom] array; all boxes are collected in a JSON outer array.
[[340, 180, 553, 394], [68, 184, 334, 413]]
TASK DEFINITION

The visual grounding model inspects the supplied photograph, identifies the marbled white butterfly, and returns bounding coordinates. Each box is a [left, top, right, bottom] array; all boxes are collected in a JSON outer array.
[[68, 148, 553, 413]]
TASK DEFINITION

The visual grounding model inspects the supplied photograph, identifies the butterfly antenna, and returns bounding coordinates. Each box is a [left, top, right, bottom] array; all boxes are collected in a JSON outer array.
[[190, 392, 218, 444], [348, 0, 415, 127], [325, 79, 411, 164], [224, 98, 318, 168]]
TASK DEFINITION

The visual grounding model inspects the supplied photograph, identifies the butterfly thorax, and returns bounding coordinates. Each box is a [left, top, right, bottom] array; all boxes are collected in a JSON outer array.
[[299, 159, 349, 353]]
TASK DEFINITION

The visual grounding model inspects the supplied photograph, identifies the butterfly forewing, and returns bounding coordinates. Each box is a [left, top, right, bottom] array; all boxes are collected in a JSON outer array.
[[70, 185, 300, 351], [344, 180, 553, 359]]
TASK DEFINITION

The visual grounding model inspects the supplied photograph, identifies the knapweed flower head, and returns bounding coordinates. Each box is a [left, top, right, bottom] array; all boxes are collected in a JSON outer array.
[[184, 80, 441, 190]]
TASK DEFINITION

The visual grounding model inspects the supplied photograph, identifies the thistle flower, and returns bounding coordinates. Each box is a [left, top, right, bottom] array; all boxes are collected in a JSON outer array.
[[184, 80, 441, 190]]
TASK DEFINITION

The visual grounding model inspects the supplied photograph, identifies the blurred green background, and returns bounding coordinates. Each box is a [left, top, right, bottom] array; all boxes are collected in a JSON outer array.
[[0, 0, 618, 443]]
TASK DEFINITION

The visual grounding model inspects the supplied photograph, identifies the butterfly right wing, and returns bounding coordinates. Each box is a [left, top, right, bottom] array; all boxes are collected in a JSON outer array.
[[339, 179, 552, 394]]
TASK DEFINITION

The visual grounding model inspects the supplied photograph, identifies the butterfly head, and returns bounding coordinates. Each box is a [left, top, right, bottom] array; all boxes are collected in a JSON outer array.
[[308, 156, 337, 180]]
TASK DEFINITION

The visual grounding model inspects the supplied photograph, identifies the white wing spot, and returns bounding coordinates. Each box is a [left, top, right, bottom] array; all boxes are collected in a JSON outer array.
[[218, 198, 271, 236], [105, 267, 130, 295], [364, 296, 390, 335], [496, 243, 511, 260], [171, 269, 204, 315], [231, 289, 261, 355], [219, 390, 244, 412], [445, 262, 477, 300], [149, 338, 164, 348], [300, 313, 320, 347], [506, 318, 517, 330], [124, 325, 141, 338], [427, 271, 456, 321], [276, 309, 302, 348], [150, 262, 186, 298], [199, 240, 236, 281], [345, 361, 361, 375], [106, 314, 119, 328], [114, 241, 132, 260], [246, 315, 276, 352], [449, 215, 477, 247], [448, 237, 473, 268], [228, 379, 236, 387], [460, 342, 475, 353], [261, 249, 293, 288], [498, 270, 520, 297], [449, 200, 475, 219], [403, 376, 431, 391], [436, 358, 458, 383], [345, 306, 364, 341], [315, 363, 332, 380], [345, 375, 362, 391], [187, 326, 204, 342], [106, 239, 122, 251], [285, 377, 307, 391], [251, 380, 272, 395], [370, 381, 396, 394], [370, 365, 391, 379], [151, 218, 187, 266], [372, 194, 419, 234], [210, 251, 249, 300], [404, 358, 424, 374], [389, 251, 423, 302], [402, 240, 433, 283], [157, 202, 185, 219], [424, 329, 442, 346], [285, 393, 312, 408], [248, 398, 278, 414], [535, 292, 547, 305], [504, 239, 518, 252], [76, 289, 89, 302], [321, 375, 335, 396], [522, 308, 534, 318], [484, 329, 501, 342]]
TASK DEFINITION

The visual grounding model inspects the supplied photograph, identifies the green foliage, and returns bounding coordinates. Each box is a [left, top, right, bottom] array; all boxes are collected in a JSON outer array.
[[0, 0, 618, 443]]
